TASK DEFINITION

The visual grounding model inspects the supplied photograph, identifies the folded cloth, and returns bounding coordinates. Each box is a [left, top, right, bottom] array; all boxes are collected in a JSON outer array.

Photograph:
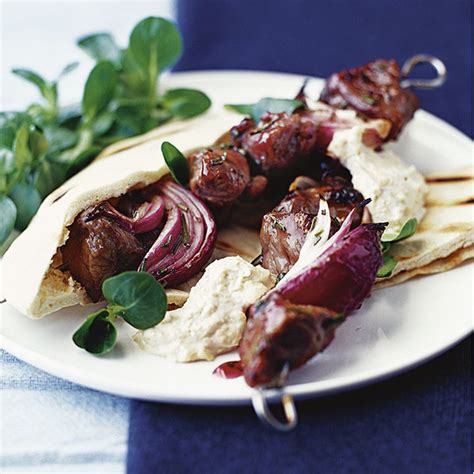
[[0, 350, 129, 473], [174, 0, 471, 137], [127, 335, 471, 474]]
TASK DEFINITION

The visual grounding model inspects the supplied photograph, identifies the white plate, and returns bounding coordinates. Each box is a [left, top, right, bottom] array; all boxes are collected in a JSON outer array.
[[1, 71, 472, 405]]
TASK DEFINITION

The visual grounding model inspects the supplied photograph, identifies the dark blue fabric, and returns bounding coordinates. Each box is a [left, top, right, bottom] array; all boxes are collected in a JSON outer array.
[[127, 2, 472, 472], [174, 0, 472, 137], [128, 337, 472, 473]]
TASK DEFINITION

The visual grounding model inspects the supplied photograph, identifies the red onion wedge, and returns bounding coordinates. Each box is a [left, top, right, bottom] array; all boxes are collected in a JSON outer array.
[[273, 205, 386, 315], [90, 195, 165, 234], [140, 180, 217, 286]]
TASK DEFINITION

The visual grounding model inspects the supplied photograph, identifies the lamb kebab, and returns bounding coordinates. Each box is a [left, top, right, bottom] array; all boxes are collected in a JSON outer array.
[[240, 210, 385, 387]]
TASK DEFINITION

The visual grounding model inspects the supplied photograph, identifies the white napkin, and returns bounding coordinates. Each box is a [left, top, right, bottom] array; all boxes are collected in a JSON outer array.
[[0, 350, 129, 473]]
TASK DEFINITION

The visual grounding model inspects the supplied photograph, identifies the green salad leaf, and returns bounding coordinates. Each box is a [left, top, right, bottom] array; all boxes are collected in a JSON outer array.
[[73, 271, 167, 354], [73, 309, 117, 355], [12, 69, 50, 98], [103, 271, 167, 330], [377, 218, 418, 278], [0, 195, 17, 244], [163, 88, 212, 118], [9, 182, 42, 231], [129, 17, 183, 86], [225, 97, 304, 122], [381, 218, 418, 243], [224, 103, 254, 116], [77, 33, 122, 66], [377, 255, 398, 278], [0, 17, 211, 247], [82, 61, 117, 123], [161, 141, 189, 186]]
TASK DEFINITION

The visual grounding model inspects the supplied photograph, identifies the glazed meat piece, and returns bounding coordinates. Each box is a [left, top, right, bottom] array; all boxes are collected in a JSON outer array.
[[320, 59, 419, 139], [239, 294, 342, 387], [230, 107, 387, 179], [261, 175, 364, 276], [188, 147, 251, 206], [61, 208, 146, 301], [230, 111, 319, 177], [260, 185, 319, 277]]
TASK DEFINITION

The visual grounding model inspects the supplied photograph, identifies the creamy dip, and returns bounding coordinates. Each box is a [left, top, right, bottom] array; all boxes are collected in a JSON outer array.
[[328, 125, 427, 233], [133, 256, 274, 362]]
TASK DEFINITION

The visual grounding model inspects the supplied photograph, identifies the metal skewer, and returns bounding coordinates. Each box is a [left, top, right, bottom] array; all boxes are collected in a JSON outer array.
[[251, 363, 298, 431], [400, 54, 447, 89]]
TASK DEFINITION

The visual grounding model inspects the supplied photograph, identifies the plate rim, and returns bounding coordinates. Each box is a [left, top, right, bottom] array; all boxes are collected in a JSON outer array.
[[1, 325, 471, 405], [1, 69, 473, 405]]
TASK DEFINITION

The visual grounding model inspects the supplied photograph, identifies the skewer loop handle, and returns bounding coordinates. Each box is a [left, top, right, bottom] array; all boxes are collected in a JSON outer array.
[[252, 389, 298, 432], [400, 54, 447, 89]]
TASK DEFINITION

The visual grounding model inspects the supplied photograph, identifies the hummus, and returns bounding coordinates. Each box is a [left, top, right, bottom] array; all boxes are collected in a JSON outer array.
[[328, 125, 427, 233], [133, 256, 274, 362]]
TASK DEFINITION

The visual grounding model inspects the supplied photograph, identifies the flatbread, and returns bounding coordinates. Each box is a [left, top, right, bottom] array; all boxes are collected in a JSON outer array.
[[1, 110, 239, 318], [95, 113, 218, 160], [375, 245, 474, 288], [426, 180, 474, 206], [424, 166, 473, 182], [376, 170, 474, 285]]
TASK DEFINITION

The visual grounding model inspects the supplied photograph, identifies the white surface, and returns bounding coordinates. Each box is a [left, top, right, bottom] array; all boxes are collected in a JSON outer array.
[[1, 71, 473, 405], [0, 0, 175, 110]]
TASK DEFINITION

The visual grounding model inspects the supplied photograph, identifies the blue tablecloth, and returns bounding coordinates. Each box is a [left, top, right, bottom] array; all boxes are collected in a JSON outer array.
[[127, 1, 472, 472], [128, 337, 471, 473]]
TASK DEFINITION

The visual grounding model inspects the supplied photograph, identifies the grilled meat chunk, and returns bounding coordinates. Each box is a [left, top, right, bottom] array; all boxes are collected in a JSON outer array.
[[239, 294, 342, 387], [188, 147, 251, 206], [260, 185, 319, 277], [230, 106, 387, 180], [230, 111, 319, 177], [61, 208, 146, 301], [320, 59, 418, 139], [188, 146, 269, 225], [261, 174, 364, 276]]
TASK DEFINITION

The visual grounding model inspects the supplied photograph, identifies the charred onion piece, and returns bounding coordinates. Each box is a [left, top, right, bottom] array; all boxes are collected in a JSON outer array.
[[61, 180, 216, 301], [320, 59, 419, 139], [240, 295, 342, 387], [141, 180, 217, 286]]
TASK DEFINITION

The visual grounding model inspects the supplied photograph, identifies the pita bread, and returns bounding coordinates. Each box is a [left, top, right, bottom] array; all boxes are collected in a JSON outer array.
[[1, 110, 239, 318], [426, 180, 474, 206], [95, 113, 219, 160], [375, 245, 474, 288], [424, 166, 473, 182], [376, 170, 474, 285]]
